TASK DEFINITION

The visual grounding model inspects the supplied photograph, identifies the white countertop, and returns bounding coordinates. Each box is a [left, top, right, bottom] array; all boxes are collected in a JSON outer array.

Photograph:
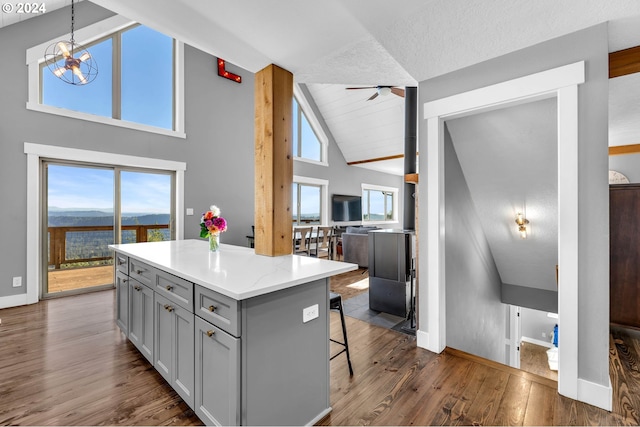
[[109, 239, 358, 300]]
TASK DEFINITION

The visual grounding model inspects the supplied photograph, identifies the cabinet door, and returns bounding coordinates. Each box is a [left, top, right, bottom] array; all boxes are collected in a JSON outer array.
[[154, 293, 173, 383], [195, 317, 240, 426], [154, 293, 195, 409], [611, 185, 640, 327], [173, 303, 195, 409], [115, 270, 129, 334], [129, 279, 154, 364]]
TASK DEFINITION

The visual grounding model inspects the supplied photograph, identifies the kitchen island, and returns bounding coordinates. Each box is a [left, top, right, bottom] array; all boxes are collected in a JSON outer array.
[[109, 239, 357, 426]]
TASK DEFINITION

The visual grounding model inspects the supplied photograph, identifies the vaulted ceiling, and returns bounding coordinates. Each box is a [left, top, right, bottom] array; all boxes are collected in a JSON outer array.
[[6, 1, 640, 176]]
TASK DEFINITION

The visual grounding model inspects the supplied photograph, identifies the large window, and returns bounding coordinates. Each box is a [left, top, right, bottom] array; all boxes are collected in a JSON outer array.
[[41, 24, 173, 129], [292, 176, 328, 226], [292, 86, 328, 165], [362, 184, 398, 223], [27, 16, 185, 138]]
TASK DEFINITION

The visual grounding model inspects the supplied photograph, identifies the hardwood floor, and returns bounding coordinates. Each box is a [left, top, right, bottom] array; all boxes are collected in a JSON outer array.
[[1, 289, 640, 426], [329, 267, 369, 300]]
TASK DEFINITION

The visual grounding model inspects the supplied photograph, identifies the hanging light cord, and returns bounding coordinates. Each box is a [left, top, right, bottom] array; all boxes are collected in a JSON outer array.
[[70, 0, 75, 49]]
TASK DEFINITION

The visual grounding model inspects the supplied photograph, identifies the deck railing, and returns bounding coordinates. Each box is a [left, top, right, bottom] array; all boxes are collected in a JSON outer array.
[[48, 224, 169, 269]]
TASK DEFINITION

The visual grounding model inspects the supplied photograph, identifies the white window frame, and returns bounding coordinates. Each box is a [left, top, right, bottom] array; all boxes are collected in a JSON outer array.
[[26, 15, 186, 139], [293, 175, 329, 226], [293, 84, 328, 166], [361, 183, 399, 224]]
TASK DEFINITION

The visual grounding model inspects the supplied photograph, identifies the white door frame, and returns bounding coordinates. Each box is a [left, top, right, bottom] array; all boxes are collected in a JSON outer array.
[[23, 142, 186, 306], [417, 62, 584, 403]]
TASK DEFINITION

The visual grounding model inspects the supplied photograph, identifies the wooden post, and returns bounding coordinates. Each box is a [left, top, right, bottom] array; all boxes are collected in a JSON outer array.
[[254, 64, 293, 256]]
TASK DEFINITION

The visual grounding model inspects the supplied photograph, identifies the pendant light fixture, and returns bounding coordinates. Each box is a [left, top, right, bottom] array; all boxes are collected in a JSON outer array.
[[44, 0, 98, 85]]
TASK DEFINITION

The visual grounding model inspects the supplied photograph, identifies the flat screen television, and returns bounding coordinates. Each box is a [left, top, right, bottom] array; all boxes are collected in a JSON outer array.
[[332, 194, 362, 222]]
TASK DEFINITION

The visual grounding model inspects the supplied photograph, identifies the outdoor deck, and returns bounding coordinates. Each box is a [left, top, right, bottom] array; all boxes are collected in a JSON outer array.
[[48, 265, 114, 293]]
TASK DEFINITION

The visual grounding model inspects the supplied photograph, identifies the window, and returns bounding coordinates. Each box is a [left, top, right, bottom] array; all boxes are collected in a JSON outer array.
[[27, 16, 185, 138], [292, 176, 329, 226], [292, 85, 328, 165], [362, 184, 399, 223]]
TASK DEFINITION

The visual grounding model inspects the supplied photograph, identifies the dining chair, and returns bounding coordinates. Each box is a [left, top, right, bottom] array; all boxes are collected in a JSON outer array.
[[293, 227, 313, 256], [311, 226, 333, 258]]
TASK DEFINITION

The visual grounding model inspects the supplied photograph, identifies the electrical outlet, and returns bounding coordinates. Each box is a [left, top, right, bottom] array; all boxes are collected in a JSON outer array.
[[303, 304, 319, 323], [542, 332, 547, 338], [186, 208, 194, 216], [12, 277, 21, 287]]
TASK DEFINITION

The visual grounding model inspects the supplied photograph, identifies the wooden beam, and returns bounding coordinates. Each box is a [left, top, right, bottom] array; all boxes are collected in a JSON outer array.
[[609, 144, 640, 156], [405, 173, 419, 184], [254, 64, 293, 256], [610, 45, 640, 78], [347, 154, 404, 165]]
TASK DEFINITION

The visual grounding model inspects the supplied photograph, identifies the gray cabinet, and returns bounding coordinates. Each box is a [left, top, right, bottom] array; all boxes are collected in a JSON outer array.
[[128, 278, 154, 364], [154, 292, 195, 409], [115, 270, 129, 334], [195, 316, 240, 426]]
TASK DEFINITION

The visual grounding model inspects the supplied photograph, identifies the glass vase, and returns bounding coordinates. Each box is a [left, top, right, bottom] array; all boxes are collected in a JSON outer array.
[[208, 233, 220, 252]]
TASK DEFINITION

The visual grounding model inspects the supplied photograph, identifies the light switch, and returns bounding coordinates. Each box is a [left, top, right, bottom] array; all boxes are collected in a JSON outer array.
[[186, 208, 194, 216]]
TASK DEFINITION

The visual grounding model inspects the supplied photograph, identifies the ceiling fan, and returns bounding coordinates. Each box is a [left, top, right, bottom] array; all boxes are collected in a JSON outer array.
[[345, 86, 405, 101]]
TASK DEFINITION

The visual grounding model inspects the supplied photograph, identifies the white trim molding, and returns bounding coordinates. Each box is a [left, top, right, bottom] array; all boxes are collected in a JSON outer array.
[[420, 61, 610, 411], [23, 143, 186, 308]]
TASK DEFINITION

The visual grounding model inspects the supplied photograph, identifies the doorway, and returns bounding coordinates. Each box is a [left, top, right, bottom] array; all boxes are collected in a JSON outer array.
[[419, 61, 585, 403], [43, 161, 174, 298]]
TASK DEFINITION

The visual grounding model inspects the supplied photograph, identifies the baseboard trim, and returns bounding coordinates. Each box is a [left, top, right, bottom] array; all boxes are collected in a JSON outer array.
[[416, 329, 429, 350], [577, 377, 612, 411], [521, 336, 554, 349], [0, 293, 30, 309]]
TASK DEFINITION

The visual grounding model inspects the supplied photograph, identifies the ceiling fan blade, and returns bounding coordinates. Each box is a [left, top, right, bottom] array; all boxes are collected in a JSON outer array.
[[78, 52, 91, 62], [346, 86, 377, 90], [57, 42, 71, 58], [367, 92, 379, 101], [71, 65, 87, 84], [391, 87, 405, 98]]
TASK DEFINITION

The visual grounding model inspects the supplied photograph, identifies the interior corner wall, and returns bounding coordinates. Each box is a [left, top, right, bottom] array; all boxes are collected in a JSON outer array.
[[418, 23, 609, 388], [294, 84, 405, 226], [444, 126, 505, 364], [0, 1, 255, 300], [609, 153, 640, 183]]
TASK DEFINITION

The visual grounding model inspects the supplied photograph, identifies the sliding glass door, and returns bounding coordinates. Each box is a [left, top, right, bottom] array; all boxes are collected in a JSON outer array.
[[43, 162, 174, 298]]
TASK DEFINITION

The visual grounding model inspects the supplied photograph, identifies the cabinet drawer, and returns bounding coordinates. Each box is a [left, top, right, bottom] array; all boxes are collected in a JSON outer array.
[[156, 269, 193, 312], [115, 253, 129, 274], [195, 285, 240, 337], [129, 258, 156, 288]]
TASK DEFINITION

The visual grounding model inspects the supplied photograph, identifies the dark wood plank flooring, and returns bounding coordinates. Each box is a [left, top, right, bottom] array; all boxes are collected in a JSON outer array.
[[1, 289, 640, 425]]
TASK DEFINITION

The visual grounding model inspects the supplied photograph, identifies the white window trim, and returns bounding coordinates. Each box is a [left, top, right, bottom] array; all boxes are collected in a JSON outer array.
[[293, 84, 328, 166], [25, 15, 186, 139], [293, 175, 329, 226], [23, 142, 186, 306], [361, 183, 399, 224]]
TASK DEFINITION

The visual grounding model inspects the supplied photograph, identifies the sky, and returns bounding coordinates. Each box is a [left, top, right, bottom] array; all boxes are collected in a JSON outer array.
[[42, 25, 173, 129], [48, 164, 171, 214]]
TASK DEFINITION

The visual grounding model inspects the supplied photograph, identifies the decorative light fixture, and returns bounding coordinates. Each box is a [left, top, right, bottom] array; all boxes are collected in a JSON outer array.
[[44, 0, 97, 85], [515, 212, 529, 239], [217, 58, 242, 83], [378, 86, 392, 96]]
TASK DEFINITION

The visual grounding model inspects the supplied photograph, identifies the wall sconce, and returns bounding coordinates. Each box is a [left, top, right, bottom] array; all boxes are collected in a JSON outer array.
[[515, 213, 529, 239]]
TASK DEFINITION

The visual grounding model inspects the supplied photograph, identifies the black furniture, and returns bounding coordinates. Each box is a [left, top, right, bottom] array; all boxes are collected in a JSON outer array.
[[329, 292, 353, 376], [368, 229, 415, 319]]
